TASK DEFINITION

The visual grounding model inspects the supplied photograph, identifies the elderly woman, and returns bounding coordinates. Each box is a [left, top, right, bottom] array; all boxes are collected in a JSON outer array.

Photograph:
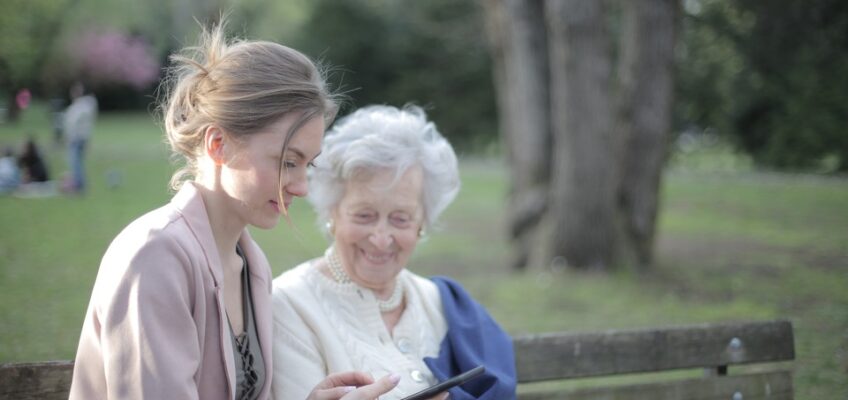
[[271, 105, 516, 400]]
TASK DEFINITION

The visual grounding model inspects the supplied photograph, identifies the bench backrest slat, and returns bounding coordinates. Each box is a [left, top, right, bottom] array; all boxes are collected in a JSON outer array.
[[514, 320, 794, 382], [0, 360, 74, 400], [518, 370, 793, 400]]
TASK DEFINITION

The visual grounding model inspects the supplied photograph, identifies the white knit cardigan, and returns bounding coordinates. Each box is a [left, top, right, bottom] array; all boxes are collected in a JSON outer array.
[[271, 260, 448, 400]]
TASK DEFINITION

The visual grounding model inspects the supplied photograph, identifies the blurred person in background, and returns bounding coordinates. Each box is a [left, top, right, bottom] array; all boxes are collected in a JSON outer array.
[[62, 81, 97, 193], [69, 20, 400, 400], [17, 136, 49, 184], [272, 105, 517, 400], [0, 145, 21, 193]]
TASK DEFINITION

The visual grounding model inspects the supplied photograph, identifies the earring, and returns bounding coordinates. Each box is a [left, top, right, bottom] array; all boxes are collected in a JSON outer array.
[[325, 219, 335, 234], [418, 226, 427, 238]]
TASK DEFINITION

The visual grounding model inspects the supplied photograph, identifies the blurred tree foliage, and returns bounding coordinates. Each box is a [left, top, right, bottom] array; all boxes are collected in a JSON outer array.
[[5, 0, 846, 165], [0, 0, 68, 90], [292, 0, 497, 151], [0, 0, 77, 120], [677, 0, 848, 171], [1, 0, 278, 109]]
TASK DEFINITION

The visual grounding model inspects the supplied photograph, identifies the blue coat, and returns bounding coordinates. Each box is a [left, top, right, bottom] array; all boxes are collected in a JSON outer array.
[[424, 276, 517, 399]]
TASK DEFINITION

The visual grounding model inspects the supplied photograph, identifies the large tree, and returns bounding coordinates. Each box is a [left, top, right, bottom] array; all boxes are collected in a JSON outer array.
[[483, 0, 679, 271], [614, 0, 678, 267], [482, 0, 551, 270]]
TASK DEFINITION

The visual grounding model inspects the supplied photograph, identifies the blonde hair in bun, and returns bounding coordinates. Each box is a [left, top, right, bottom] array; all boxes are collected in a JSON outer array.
[[157, 18, 338, 191]]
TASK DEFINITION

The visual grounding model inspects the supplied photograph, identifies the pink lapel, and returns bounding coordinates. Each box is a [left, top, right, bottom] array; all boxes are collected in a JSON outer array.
[[170, 183, 236, 399]]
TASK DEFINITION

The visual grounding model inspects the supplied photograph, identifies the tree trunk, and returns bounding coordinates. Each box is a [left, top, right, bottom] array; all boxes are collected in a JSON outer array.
[[546, 0, 617, 270], [481, 0, 551, 270], [615, 0, 679, 268], [483, 0, 678, 272]]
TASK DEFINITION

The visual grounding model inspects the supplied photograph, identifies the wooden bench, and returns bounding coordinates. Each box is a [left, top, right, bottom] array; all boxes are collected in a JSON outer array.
[[0, 320, 794, 399], [514, 319, 795, 399]]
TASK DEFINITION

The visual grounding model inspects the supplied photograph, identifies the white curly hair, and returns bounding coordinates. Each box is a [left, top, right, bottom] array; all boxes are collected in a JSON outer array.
[[307, 105, 460, 234]]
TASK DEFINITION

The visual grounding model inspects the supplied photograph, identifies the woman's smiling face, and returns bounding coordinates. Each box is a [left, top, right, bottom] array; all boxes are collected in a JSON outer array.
[[331, 166, 424, 292]]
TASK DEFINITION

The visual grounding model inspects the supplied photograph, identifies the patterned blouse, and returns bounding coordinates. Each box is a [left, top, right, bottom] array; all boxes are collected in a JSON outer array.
[[231, 246, 265, 400]]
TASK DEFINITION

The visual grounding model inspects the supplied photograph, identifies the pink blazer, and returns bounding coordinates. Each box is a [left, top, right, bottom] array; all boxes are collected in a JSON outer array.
[[70, 183, 273, 399]]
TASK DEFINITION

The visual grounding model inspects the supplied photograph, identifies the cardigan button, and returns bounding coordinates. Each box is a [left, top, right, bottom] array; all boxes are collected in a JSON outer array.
[[396, 337, 412, 354], [410, 369, 425, 382]]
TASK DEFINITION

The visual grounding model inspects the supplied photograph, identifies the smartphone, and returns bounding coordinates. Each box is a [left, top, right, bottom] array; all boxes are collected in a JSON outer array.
[[400, 365, 486, 400]]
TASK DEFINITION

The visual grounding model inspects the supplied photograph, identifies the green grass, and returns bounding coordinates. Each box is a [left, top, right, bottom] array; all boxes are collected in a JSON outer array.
[[1, 107, 846, 398]]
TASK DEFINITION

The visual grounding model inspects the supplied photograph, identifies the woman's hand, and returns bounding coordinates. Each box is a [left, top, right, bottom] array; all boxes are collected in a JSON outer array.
[[307, 371, 401, 400]]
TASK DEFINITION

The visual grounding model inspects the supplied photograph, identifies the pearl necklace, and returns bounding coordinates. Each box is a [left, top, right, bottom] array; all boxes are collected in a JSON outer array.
[[324, 246, 404, 313]]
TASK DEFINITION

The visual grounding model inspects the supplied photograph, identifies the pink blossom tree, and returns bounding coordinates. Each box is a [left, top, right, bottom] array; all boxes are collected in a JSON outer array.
[[72, 30, 160, 90]]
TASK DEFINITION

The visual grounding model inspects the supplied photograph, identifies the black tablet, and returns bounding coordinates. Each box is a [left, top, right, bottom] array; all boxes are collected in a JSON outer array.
[[400, 365, 486, 400]]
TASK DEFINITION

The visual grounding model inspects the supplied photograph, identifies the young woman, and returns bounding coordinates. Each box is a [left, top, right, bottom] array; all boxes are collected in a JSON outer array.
[[69, 21, 400, 400]]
